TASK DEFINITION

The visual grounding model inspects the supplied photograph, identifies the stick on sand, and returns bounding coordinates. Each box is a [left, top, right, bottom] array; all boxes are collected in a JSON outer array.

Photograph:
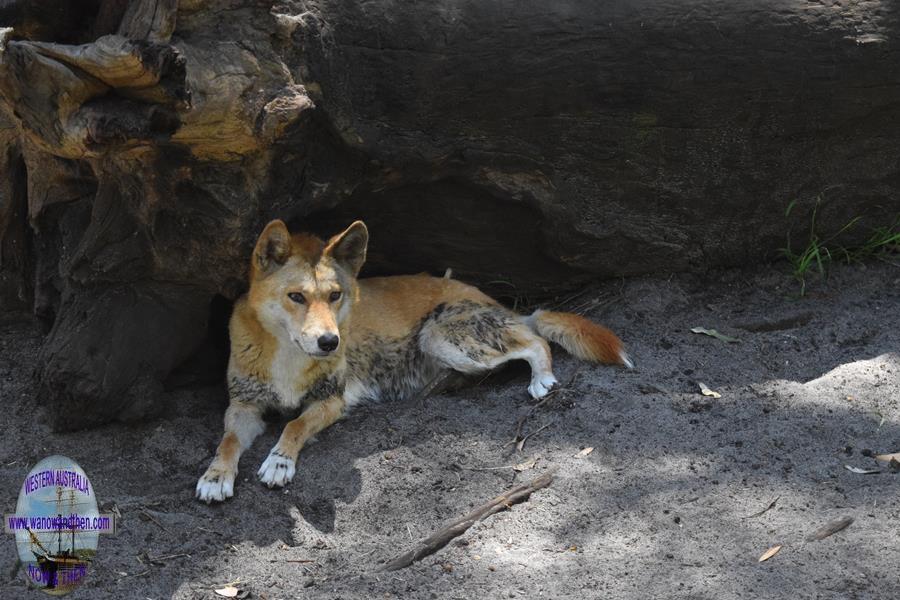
[[381, 470, 556, 571]]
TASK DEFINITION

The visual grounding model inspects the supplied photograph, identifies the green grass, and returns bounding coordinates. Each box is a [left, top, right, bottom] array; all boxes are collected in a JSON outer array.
[[780, 199, 900, 296], [849, 219, 900, 260]]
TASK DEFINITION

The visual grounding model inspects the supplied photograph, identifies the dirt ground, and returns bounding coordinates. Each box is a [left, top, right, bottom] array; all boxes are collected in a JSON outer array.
[[1, 260, 898, 600]]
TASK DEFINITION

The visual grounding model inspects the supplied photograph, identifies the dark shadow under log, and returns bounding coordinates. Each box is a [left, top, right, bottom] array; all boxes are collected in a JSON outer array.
[[304, 178, 593, 301]]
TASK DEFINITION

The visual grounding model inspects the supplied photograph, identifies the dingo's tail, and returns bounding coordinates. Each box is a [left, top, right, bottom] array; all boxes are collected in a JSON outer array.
[[524, 309, 633, 368]]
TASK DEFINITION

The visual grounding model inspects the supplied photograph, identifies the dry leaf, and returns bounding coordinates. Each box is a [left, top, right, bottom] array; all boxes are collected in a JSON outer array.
[[576, 447, 594, 457], [875, 452, 900, 462], [215, 587, 239, 598], [806, 516, 853, 541], [758, 545, 782, 562], [690, 327, 740, 343], [513, 456, 538, 472], [698, 382, 721, 399], [844, 464, 880, 475]]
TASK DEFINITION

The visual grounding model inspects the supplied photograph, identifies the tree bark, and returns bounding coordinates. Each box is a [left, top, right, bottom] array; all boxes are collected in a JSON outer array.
[[0, 0, 898, 428]]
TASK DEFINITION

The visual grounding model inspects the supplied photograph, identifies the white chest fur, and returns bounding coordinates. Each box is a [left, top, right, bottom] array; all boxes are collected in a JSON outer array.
[[267, 341, 307, 410], [265, 337, 345, 410]]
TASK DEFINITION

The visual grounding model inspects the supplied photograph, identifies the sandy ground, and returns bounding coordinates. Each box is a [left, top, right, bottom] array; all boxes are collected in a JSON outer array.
[[1, 260, 898, 600]]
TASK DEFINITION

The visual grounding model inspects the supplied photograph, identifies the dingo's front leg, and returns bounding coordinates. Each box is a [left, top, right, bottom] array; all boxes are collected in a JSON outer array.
[[197, 401, 264, 503], [258, 395, 346, 488]]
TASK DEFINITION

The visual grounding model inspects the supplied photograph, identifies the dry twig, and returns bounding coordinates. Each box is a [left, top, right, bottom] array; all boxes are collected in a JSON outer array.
[[380, 470, 556, 571], [743, 496, 779, 519], [516, 422, 553, 452], [139, 508, 171, 534]]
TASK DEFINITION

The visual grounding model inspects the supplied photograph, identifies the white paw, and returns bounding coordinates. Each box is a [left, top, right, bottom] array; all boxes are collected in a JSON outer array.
[[528, 373, 558, 399], [196, 466, 236, 503], [257, 450, 296, 488]]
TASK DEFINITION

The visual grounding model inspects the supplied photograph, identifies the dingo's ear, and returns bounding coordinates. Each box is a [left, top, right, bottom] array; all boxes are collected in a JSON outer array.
[[325, 220, 368, 276], [253, 220, 291, 275]]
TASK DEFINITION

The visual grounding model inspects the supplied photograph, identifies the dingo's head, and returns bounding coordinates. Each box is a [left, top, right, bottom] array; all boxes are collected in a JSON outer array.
[[247, 220, 368, 358]]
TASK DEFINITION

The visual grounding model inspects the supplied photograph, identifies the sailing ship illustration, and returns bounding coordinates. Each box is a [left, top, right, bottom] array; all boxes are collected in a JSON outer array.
[[24, 486, 93, 593]]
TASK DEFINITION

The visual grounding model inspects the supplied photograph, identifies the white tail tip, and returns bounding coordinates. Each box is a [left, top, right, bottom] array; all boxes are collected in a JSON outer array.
[[620, 351, 634, 369]]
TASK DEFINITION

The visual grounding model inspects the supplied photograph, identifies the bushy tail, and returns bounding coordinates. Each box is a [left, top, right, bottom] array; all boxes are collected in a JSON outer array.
[[524, 309, 633, 368]]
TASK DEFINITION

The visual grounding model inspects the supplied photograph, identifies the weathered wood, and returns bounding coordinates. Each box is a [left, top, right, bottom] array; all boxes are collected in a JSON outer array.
[[381, 470, 555, 571], [299, 0, 900, 285], [0, 34, 186, 157], [75, 97, 179, 147], [38, 282, 210, 430], [0, 126, 29, 310], [118, 0, 177, 43], [0, 0, 899, 428], [27, 35, 181, 91]]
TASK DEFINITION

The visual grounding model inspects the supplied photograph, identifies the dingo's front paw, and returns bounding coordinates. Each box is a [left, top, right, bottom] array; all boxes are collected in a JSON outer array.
[[196, 466, 236, 503], [257, 449, 296, 488], [528, 373, 558, 399]]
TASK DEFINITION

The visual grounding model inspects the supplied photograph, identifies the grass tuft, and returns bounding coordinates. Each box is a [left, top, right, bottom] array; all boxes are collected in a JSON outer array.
[[780, 198, 899, 296]]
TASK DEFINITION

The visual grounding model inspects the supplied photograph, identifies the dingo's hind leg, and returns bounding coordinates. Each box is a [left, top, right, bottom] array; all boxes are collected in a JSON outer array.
[[419, 302, 557, 399]]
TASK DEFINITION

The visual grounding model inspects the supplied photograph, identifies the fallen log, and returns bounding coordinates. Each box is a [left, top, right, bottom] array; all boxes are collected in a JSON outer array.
[[4, 0, 900, 428]]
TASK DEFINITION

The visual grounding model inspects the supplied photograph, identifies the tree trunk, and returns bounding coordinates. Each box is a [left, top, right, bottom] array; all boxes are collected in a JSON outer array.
[[0, 0, 898, 428]]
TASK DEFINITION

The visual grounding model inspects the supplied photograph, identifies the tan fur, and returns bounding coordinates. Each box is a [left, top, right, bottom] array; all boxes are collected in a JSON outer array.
[[228, 298, 277, 381], [195, 220, 631, 503], [529, 310, 630, 366], [215, 432, 240, 466], [349, 274, 497, 342], [275, 395, 347, 458]]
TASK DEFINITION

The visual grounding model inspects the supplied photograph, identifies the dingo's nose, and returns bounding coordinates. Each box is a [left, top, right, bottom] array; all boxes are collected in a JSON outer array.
[[317, 334, 339, 352]]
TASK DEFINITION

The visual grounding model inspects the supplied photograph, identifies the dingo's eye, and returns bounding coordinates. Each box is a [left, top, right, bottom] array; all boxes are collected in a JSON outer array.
[[329, 290, 343, 303], [288, 292, 306, 304]]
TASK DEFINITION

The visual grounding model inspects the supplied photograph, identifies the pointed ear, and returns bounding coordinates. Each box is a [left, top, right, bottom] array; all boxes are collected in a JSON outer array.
[[252, 220, 291, 275], [324, 220, 368, 276]]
